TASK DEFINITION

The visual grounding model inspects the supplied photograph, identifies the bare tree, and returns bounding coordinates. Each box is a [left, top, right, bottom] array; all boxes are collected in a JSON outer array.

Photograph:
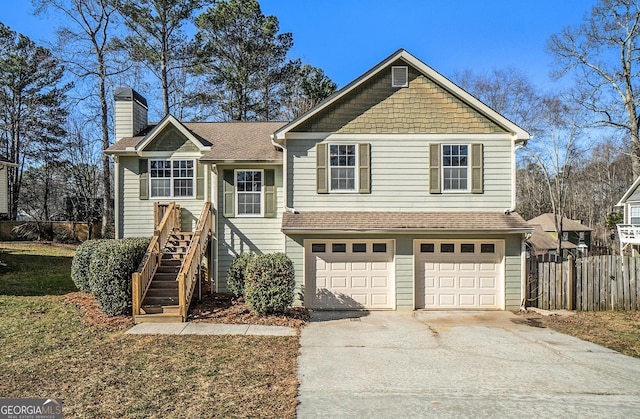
[[455, 67, 545, 136], [524, 96, 585, 254], [548, 0, 640, 177], [34, 0, 125, 238]]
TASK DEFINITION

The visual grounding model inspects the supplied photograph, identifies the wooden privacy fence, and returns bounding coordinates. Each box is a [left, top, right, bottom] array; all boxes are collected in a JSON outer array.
[[527, 255, 640, 311]]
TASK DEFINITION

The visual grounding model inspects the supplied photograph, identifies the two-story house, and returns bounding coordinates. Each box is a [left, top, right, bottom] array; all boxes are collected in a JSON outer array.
[[617, 175, 640, 255], [106, 49, 532, 322]]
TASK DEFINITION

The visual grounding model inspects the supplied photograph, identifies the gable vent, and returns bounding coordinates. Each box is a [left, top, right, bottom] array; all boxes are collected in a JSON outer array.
[[392, 66, 408, 87]]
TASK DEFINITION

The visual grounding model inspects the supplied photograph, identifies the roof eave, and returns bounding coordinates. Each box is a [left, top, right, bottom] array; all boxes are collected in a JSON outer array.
[[617, 175, 640, 206], [199, 158, 282, 164], [281, 227, 533, 235]]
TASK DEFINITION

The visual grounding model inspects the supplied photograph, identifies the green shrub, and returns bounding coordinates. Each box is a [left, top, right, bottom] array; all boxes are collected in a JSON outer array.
[[245, 252, 295, 315], [88, 237, 150, 316], [226, 252, 255, 297], [71, 239, 105, 292]]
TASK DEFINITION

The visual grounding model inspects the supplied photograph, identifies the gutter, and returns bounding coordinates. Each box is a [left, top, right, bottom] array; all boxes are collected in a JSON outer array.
[[281, 228, 534, 235]]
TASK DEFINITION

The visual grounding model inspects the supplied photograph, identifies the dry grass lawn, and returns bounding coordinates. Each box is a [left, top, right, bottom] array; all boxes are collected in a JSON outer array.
[[0, 241, 299, 418], [527, 310, 640, 359]]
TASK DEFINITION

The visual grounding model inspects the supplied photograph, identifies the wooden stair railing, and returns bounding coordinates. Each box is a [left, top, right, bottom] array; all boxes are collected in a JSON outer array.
[[132, 202, 181, 317], [177, 202, 212, 320]]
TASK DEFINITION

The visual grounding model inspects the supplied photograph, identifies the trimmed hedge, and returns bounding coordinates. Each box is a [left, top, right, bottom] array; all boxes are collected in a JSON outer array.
[[87, 237, 150, 316], [245, 252, 295, 315], [226, 252, 255, 297], [71, 239, 105, 292]]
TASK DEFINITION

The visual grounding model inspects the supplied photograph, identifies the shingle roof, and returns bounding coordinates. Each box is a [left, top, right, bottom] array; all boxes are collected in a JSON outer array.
[[281, 211, 532, 232], [194, 122, 286, 161], [527, 225, 579, 256], [527, 213, 592, 232], [106, 121, 286, 161]]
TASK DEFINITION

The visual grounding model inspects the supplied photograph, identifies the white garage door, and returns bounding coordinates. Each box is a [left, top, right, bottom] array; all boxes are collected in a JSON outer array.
[[415, 240, 504, 309], [305, 240, 395, 310]]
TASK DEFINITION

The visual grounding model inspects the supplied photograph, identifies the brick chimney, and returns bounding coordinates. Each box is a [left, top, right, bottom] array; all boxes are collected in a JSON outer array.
[[114, 87, 148, 141]]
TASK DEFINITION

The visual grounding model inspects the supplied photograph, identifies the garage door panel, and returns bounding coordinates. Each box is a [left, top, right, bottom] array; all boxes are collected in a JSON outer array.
[[459, 277, 476, 288], [371, 294, 389, 306], [352, 262, 367, 270], [439, 276, 455, 288], [439, 294, 455, 305], [331, 276, 347, 288], [371, 276, 388, 288], [306, 240, 395, 310], [479, 277, 496, 288], [351, 294, 368, 305], [479, 295, 497, 306], [416, 240, 504, 310], [459, 295, 476, 306], [332, 262, 347, 271], [351, 276, 367, 288]]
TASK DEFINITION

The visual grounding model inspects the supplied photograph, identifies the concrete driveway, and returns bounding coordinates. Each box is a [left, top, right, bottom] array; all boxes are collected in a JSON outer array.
[[297, 311, 640, 418]]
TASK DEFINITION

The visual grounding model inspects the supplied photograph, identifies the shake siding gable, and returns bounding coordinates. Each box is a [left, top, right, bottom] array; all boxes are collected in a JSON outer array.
[[144, 124, 199, 152], [292, 61, 508, 134]]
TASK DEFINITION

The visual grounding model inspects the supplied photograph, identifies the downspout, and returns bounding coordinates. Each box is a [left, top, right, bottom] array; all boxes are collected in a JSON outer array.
[[113, 156, 121, 239], [210, 163, 219, 294], [509, 134, 531, 310]]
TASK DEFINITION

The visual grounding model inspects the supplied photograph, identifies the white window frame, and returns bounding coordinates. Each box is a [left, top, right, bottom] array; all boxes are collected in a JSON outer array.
[[631, 205, 640, 225], [149, 159, 195, 199], [328, 144, 358, 193], [235, 169, 264, 217], [441, 144, 469, 192]]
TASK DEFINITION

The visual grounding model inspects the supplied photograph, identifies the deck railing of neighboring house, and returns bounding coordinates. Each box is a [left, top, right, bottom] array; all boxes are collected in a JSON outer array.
[[177, 202, 212, 320], [132, 202, 181, 316], [618, 224, 640, 245]]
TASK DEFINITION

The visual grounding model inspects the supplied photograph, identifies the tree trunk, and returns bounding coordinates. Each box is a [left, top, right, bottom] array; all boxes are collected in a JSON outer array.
[[99, 56, 112, 238]]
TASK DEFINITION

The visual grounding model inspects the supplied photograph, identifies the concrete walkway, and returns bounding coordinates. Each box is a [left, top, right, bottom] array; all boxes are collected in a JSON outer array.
[[298, 311, 640, 418], [125, 322, 296, 336]]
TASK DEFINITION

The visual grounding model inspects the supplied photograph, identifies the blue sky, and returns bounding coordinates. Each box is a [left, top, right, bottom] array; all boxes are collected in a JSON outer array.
[[3, 0, 595, 90]]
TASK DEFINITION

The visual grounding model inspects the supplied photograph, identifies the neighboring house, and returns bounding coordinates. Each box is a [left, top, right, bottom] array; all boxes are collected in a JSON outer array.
[[527, 213, 592, 257], [106, 49, 532, 321], [0, 157, 16, 218], [616, 175, 640, 255]]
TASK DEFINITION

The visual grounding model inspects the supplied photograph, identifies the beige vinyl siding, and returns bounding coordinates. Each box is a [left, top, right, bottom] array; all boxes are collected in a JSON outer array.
[[0, 168, 7, 214], [118, 156, 208, 238], [284, 232, 524, 310], [216, 165, 284, 293], [114, 98, 147, 141], [287, 135, 513, 211]]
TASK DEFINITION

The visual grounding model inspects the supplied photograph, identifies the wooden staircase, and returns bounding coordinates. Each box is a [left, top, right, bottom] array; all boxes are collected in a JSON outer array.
[[137, 233, 192, 322], [132, 203, 213, 323]]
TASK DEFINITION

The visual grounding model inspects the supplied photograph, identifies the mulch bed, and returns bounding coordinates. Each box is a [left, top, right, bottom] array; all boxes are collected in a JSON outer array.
[[65, 291, 310, 330], [65, 292, 134, 331], [190, 293, 310, 329]]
